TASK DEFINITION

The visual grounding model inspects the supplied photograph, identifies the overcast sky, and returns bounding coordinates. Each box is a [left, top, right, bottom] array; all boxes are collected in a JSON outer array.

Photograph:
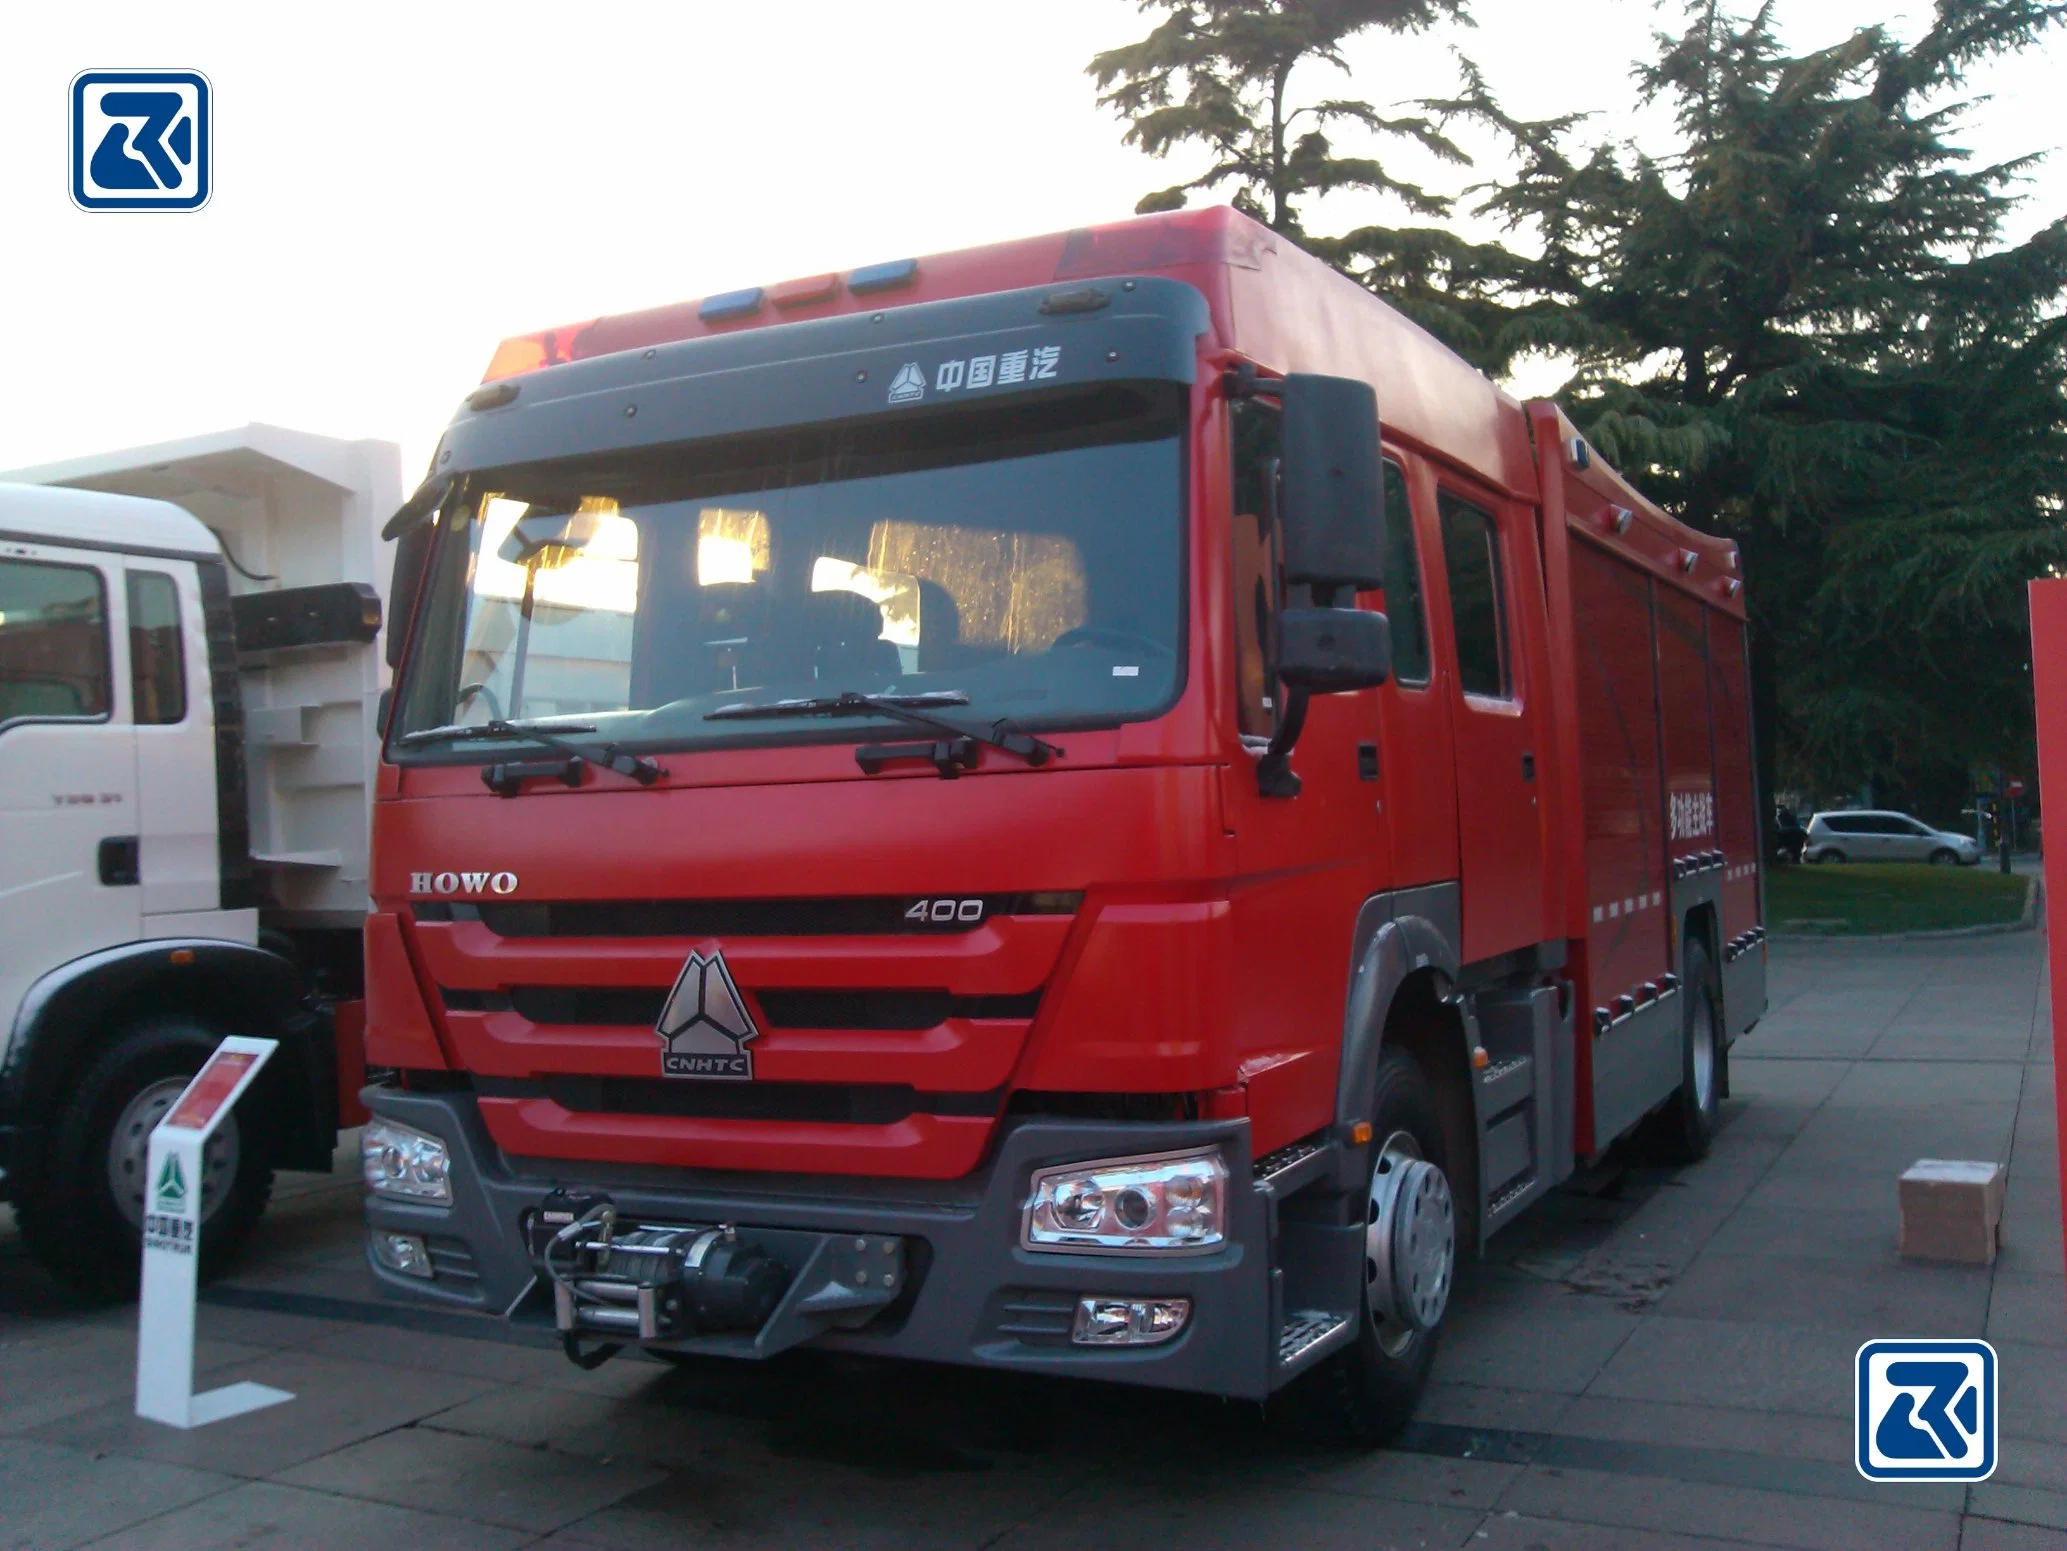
[[4, 0, 2060, 483]]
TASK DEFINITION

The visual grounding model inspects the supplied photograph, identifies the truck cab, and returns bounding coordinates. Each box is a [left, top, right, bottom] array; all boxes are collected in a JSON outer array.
[[0, 428, 396, 1293], [362, 209, 1762, 1440]]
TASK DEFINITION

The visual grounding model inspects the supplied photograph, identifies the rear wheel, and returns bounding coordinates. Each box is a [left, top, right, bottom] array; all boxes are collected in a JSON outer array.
[[14, 1019, 274, 1299], [1652, 940, 1722, 1164], [1281, 1046, 1457, 1445]]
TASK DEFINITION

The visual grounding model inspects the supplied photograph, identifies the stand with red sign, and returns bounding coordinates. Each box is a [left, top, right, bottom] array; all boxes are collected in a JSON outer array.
[[2028, 580, 2067, 1283], [134, 1036, 294, 1428]]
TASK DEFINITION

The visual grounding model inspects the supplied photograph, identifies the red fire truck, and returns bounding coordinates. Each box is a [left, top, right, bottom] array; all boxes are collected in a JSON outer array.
[[362, 207, 1764, 1440]]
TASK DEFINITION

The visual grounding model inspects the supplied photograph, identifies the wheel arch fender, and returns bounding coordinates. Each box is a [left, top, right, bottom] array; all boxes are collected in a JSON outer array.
[[1, 939, 334, 1195]]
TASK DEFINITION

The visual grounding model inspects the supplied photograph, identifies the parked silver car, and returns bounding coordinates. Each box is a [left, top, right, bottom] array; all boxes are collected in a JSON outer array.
[[1803, 810, 1982, 865]]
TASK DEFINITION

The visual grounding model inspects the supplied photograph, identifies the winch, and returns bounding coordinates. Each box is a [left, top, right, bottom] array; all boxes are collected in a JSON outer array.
[[531, 1192, 791, 1346]]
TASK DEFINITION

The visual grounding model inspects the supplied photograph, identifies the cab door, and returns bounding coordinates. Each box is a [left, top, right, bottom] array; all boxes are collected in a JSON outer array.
[[1429, 474, 1548, 963], [124, 561, 221, 924], [0, 544, 140, 1027]]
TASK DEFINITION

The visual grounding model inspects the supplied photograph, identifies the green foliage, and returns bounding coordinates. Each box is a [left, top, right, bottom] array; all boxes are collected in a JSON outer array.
[[1767, 861, 2028, 934]]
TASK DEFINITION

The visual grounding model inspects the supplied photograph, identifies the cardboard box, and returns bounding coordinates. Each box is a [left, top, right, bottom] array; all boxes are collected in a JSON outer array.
[[1898, 1159, 2006, 1265]]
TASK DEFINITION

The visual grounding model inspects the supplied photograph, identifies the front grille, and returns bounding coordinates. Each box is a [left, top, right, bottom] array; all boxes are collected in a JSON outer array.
[[476, 1074, 1002, 1124], [444, 985, 1041, 1031], [425, 1235, 481, 1286], [415, 892, 1081, 937]]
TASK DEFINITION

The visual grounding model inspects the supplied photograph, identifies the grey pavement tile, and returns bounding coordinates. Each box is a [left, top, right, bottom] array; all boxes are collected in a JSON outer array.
[[299, 1320, 575, 1385], [551, 1458, 1045, 1551], [275, 1423, 668, 1532], [1432, 1276, 1642, 1394], [1996, 1340, 2067, 1444], [1966, 1483, 2067, 1534], [421, 1385, 781, 1473], [1825, 1063, 2027, 1107], [0, 1331, 274, 1436], [1739, 1166, 1914, 1213], [76, 1480, 529, 1551], [28, 1348, 503, 1477], [191, 1303, 341, 1350], [1471, 1511, 1802, 1549], [1414, 1380, 1576, 1435], [1868, 1036, 2034, 1064], [0, 1435, 236, 1550], [1584, 1316, 1861, 1417], [1294, 1450, 1521, 1510], [1727, 1060, 1855, 1106], [983, 1482, 1481, 1551], [1992, 1431, 2067, 1494], [1778, 1110, 2017, 1172], [1960, 1518, 2067, 1551], [1700, 1203, 1904, 1264], [1985, 1277, 2066, 1347], [1552, 1394, 1858, 1467], [1659, 1249, 1993, 1337], [1493, 1463, 1961, 1551]]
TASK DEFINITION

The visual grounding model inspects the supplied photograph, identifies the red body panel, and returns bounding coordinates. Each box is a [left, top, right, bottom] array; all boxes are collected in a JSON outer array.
[[377, 211, 1758, 1184]]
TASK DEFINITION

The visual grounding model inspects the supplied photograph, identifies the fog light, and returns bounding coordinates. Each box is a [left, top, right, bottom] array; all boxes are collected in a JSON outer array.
[[370, 1230, 433, 1279], [1071, 1295, 1191, 1346]]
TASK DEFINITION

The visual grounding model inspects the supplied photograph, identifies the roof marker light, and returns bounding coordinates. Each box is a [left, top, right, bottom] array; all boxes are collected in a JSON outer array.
[[1606, 506, 1634, 534], [849, 258, 919, 294], [770, 273, 840, 309], [1569, 437, 1591, 470], [699, 287, 765, 323], [1679, 548, 1700, 574], [1723, 578, 1743, 599]]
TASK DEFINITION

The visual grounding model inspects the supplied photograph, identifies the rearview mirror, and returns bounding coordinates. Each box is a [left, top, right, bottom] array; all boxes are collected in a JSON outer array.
[[1277, 606, 1391, 693], [1278, 374, 1384, 600], [500, 507, 604, 569]]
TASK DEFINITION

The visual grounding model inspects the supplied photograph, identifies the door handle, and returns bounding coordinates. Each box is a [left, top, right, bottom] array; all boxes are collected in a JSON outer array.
[[98, 836, 140, 887], [1521, 752, 1536, 783]]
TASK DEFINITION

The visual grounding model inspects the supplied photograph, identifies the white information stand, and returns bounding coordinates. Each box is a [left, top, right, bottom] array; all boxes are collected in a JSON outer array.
[[134, 1036, 295, 1428]]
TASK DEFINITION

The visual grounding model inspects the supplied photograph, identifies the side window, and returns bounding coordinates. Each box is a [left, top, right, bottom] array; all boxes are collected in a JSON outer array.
[[127, 571, 187, 725], [1438, 492, 1510, 698], [1381, 460, 1430, 685], [0, 557, 111, 727], [1230, 398, 1283, 739]]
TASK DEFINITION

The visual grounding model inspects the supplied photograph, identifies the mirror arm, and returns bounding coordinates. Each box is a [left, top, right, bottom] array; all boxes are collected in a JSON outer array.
[[1255, 686, 1309, 798]]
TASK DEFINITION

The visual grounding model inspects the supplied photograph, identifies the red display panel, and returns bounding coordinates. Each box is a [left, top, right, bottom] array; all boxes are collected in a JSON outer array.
[[166, 1050, 256, 1132], [1707, 612, 1761, 937], [1570, 540, 1668, 1007]]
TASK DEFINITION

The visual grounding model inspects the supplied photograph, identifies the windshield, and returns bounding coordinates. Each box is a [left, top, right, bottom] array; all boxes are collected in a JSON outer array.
[[391, 382, 1186, 758]]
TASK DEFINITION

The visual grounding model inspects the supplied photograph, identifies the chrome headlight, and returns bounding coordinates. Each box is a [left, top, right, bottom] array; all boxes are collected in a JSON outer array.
[[1022, 1146, 1228, 1254], [361, 1117, 453, 1205]]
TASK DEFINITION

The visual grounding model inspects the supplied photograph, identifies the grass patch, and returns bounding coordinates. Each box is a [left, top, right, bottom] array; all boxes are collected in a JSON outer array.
[[1767, 862, 2029, 935]]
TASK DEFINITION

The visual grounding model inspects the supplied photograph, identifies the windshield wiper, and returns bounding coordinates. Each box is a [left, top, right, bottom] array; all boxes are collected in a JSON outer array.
[[705, 691, 1062, 777], [398, 718, 666, 795]]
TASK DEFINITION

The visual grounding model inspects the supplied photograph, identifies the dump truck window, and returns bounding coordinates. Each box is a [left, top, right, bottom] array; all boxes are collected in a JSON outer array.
[[126, 571, 187, 725], [1382, 461, 1429, 686], [1439, 493, 1509, 699], [0, 558, 110, 728]]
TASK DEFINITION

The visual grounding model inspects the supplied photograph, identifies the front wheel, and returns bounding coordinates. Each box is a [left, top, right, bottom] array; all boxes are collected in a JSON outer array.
[[13, 1019, 274, 1299], [1281, 1046, 1457, 1445], [1929, 849, 1958, 867], [1817, 849, 1848, 865]]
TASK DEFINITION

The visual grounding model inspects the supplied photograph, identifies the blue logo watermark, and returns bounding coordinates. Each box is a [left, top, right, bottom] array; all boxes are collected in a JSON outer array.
[[71, 71, 211, 211], [1856, 1339, 1996, 1481]]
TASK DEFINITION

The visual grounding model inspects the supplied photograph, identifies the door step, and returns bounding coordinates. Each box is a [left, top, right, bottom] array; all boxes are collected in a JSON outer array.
[[1278, 1309, 1354, 1368]]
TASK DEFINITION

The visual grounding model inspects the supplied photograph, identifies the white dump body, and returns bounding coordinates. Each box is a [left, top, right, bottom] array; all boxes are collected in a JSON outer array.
[[2, 426, 400, 929]]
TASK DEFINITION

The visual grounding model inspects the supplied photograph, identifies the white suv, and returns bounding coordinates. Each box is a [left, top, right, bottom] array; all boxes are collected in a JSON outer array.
[[1804, 810, 1981, 866]]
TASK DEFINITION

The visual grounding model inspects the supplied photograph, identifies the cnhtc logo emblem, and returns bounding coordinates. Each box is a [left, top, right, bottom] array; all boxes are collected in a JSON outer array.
[[71, 71, 211, 211], [154, 1154, 188, 1211], [655, 950, 760, 1080], [1857, 1339, 1996, 1481]]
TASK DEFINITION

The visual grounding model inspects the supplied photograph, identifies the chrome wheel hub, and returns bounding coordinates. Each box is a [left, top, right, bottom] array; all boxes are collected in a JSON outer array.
[[1691, 993, 1718, 1114], [108, 1077, 239, 1229], [1364, 1130, 1455, 1351]]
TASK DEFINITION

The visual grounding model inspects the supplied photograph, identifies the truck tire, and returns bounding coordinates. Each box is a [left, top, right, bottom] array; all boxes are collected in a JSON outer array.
[[14, 1018, 275, 1299], [1282, 1045, 1457, 1446], [1652, 940, 1722, 1164]]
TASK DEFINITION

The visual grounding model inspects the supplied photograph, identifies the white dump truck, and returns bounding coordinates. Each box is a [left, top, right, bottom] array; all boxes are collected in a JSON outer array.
[[0, 426, 395, 1293]]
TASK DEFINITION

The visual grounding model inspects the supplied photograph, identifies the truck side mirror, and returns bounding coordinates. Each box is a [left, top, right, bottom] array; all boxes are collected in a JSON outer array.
[[1278, 374, 1384, 600], [1253, 373, 1389, 797], [1277, 606, 1390, 693]]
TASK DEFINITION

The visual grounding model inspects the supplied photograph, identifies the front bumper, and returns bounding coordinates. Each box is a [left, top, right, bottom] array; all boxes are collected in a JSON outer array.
[[361, 1087, 1286, 1399]]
